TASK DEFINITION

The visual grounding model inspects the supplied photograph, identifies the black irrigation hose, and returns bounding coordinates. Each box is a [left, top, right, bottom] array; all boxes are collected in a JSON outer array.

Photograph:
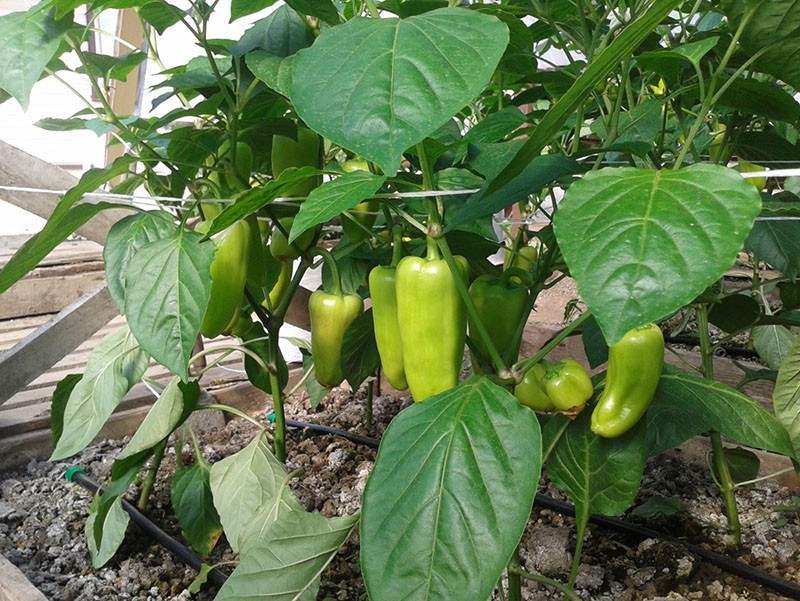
[[533, 495, 800, 599], [64, 467, 229, 588], [285, 420, 800, 598]]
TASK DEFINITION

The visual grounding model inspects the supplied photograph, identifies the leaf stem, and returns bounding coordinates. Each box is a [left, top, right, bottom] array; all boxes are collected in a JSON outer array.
[[309, 247, 343, 296], [510, 565, 580, 601], [137, 439, 167, 511]]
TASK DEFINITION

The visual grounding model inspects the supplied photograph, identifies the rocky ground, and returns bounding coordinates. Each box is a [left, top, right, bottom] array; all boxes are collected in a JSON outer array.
[[1, 383, 799, 601]]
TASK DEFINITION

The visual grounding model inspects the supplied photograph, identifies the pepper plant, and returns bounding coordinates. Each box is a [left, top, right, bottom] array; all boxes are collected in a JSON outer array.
[[1, 0, 800, 599]]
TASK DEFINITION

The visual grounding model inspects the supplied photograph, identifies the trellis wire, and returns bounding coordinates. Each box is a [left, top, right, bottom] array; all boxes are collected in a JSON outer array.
[[2, 165, 800, 222]]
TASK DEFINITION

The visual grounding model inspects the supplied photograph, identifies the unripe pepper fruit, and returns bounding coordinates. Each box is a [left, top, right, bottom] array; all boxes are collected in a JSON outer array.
[[468, 267, 530, 372], [271, 125, 322, 198], [542, 359, 593, 418], [368, 228, 407, 391], [270, 217, 319, 262], [514, 363, 554, 411], [196, 219, 252, 338], [308, 249, 364, 388], [591, 323, 664, 438], [341, 159, 379, 242], [396, 238, 469, 402]]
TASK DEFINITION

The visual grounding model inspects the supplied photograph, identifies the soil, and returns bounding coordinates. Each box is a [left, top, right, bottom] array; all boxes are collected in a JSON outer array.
[[1, 384, 799, 601]]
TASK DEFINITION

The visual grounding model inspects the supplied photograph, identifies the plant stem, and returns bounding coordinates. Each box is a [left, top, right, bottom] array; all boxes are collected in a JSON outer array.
[[510, 566, 580, 601], [695, 303, 742, 545], [512, 311, 591, 379], [138, 439, 166, 511], [506, 546, 522, 601]]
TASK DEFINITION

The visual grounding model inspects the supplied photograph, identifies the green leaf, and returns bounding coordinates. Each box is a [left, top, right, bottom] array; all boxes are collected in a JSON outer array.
[[723, 0, 800, 90], [216, 512, 358, 601], [209, 433, 305, 554], [285, 0, 340, 26], [291, 8, 509, 174], [35, 117, 90, 131], [124, 229, 215, 381], [240, 321, 289, 395], [103, 211, 176, 312], [752, 325, 797, 370], [718, 79, 800, 124], [773, 332, 800, 459], [78, 51, 147, 82], [51, 374, 82, 447], [289, 171, 386, 242], [487, 0, 683, 194], [138, 1, 183, 35], [231, 0, 280, 22], [165, 128, 219, 173], [630, 496, 684, 519], [86, 495, 129, 568], [117, 378, 200, 461], [746, 219, 800, 279], [51, 326, 149, 460], [581, 315, 609, 369], [645, 366, 796, 458], [0, 5, 73, 109], [302, 351, 328, 410], [636, 37, 719, 84], [712, 447, 761, 486], [361, 377, 541, 601], [708, 293, 761, 333], [341, 309, 379, 390], [547, 410, 646, 521], [246, 51, 295, 97], [464, 106, 527, 144], [590, 99, 663, 146], [447, 155, 579, 230], [172, 459, 223, 556], [235, 5, 314, 56], [553, 164, 761, 344]]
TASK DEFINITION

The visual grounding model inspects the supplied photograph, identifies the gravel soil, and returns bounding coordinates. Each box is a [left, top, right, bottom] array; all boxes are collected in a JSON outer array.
[[1, 384, 799, 601]]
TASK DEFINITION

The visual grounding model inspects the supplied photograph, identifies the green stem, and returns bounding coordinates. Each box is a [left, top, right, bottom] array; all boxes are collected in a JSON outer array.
[[696, 303, 741, 546], [510, 566, 580, 601], [512, 312, 591, 380], [506, 546, 522, 601], [138, 439, 166, 511], [364, 0, 380, 18], [390, 226, 404, 267], [309, 247, 343, 296], [568, 527, 585, 588]]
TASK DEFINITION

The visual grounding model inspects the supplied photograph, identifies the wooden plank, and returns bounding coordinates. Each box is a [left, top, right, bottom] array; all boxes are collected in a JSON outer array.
[[0, 139, 131, 244], [0, 284, 118, 406], [0, 268, 105, 320], [0, 554, 48, 601]]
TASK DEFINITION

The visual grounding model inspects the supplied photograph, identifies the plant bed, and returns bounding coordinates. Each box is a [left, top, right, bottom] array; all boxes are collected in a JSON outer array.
[[1, 384, 798, 601]]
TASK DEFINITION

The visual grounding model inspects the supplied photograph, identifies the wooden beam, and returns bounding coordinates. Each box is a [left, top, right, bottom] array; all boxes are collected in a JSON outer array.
[[0, 554, 48, 601], [0, 139, 130, 244], [0, 283, 117, 406]]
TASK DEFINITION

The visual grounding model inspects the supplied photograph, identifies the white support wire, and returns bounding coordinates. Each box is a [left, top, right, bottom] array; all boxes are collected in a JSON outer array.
[[3, 165, 800, 222]]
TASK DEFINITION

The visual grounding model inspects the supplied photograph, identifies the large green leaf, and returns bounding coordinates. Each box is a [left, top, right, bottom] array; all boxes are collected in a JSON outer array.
[[291, 8, 509, 175], [774, 333, 800, 459], [752, 325, 797, 370], [172, 458, 223, 556], [723, 0, 800, 89], [86, 495, 129, 568], [51, 326, 149, 460], [235, 5, 314, 56], [0, 5, 73, 108], [746, 219, 800, 280], [546, 410, 646, 522], [246, 51, 294, 97], [636, 37, 719, 84], [553, 164, 761, 344], [124, 229, 215, 381], [590, 99, 663, 146], [717, 79, 800, 124], [360, 377, 541, 601], [289, 171, 386, 242], [487, 0, 683, 194], [209, 433, 305, 554], [645, 366, 796, 458], [117, 378, 200, 461], [103, 211, 176, 312], [216, 512, 358, 601], [51, 374, 82, 447]]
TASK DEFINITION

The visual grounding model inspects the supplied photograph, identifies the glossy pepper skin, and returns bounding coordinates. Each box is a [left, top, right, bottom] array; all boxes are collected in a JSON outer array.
[[591, 323, 664, 438], [369, 265, 408, 391], [514, 363, 554, 411], [197, 219, 251, 338], [468, 269, 530, 372], [505, 244, 538, 272], [396, 242, 469, 402], [542, 359, 593, 417], [271, 126, 322, 198], [309, 291, 363, 388], [265, 260, 292, 310], [341, 159, 378, 242], [270, 217, 318, 262]]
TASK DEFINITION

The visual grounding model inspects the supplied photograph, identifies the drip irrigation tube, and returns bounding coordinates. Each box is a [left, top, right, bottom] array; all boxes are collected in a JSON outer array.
[[283, 418, 800, 598], [64, 466, 228, 588]]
